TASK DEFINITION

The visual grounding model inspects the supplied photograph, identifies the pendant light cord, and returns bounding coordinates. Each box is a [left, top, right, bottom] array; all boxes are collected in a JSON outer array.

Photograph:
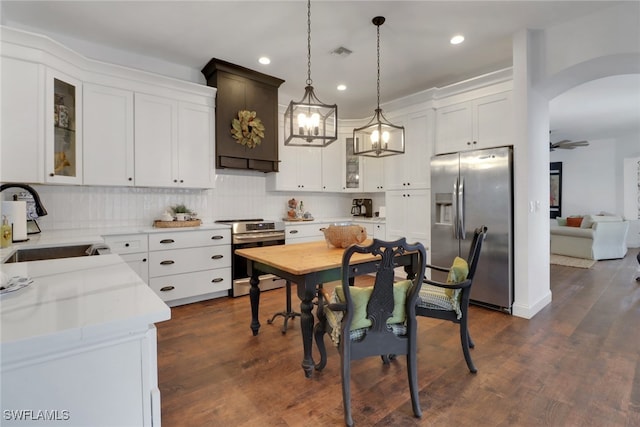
[[306, 0, 312, 86], [376, 22, 381, 110]]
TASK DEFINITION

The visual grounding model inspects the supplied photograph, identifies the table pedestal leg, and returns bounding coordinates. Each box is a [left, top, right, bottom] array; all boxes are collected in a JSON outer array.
[[299, 295, 315, 378], [249, 273, 261, 336]]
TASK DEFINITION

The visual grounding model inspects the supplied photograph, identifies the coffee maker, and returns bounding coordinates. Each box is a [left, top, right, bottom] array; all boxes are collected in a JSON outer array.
[[351, 198, 373, 217]]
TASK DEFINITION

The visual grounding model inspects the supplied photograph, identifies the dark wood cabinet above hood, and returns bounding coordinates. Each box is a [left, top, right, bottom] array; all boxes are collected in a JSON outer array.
[[201, 58, 284, 173]]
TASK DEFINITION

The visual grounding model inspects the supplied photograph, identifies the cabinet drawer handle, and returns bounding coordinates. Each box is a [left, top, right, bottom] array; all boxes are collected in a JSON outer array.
[[211, 254, 223, 260], [211, 278, 224, 283], [160, 260, 175, 265], [160, 239, 175, 244], [160, 286, 175, 292], [289, 230, 299, 234], [211, 235, 224, 240], [125, 243, 130, 247], [142, 258, 147, 262]]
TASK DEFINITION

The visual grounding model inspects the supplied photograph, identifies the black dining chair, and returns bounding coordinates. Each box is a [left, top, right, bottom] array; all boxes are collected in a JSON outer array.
[[416, 225, 487, 373], [314, 238, 427, 427]]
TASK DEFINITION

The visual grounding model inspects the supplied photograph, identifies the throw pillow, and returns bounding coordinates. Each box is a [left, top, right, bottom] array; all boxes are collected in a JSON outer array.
[[566, 217, 583, 227], [580, 215, 595, 229], [445, 256, 469, 298], [335, 286, 372, 330], [335, 279, 413, 331], [556, 217, 567, 226]]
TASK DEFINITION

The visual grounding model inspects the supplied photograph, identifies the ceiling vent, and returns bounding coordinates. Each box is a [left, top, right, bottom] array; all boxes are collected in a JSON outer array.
[[331, 46, 353, 57]]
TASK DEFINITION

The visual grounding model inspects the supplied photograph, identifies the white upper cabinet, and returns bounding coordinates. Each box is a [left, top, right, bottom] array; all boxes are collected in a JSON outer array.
[[134, 93, 178, 187], [1, 27, 216, 189], [83, 83, 134, 186], [363, 156, 385, 192], [435, 91, 512, 154], [177, 102, 215, 188], [321, 137, 343, 192], [134, 94, 214, 189], [268, 111, 322, 192], [45, 67, 83, 185], [385, 109, 432, 191], [1, 57, 44, 184]]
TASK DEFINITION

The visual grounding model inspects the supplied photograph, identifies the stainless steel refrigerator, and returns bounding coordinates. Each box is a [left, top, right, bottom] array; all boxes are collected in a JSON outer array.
[[430, 146, 513, 312]]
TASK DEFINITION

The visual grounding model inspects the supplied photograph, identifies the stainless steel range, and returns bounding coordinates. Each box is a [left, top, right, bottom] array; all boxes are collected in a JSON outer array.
[[215, 219, 286, 297]]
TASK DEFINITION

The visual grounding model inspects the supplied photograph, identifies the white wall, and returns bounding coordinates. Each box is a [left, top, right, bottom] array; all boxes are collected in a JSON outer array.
[[549, 139, 617, 216], [549, 134, 640, 248], [511, 1, 640, 318]]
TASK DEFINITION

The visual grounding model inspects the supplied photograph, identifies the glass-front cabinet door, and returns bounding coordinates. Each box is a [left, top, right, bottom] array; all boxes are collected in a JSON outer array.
[[45, 68, 83, 184], [345, 137, 362, 191]]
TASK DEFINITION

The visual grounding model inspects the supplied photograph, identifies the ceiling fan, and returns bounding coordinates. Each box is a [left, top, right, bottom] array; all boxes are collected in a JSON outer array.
[[549, 139, 590, 151]]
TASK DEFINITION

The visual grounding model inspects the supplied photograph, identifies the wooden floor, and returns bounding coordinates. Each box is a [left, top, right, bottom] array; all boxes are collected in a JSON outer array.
[[157, 251, 640, 426]]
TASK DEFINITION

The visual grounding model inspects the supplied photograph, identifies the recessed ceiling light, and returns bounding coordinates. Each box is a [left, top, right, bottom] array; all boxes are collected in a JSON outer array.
[[337, 84, 347, 91], [450, 35, 465, 45], [258, 56, 271, 65]]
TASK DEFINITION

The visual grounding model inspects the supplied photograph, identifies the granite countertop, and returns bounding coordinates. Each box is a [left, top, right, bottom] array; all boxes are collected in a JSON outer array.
[[1, 254, 170, 365]]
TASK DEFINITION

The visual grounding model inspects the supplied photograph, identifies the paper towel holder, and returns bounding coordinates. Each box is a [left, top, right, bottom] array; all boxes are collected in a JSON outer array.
[[1, 183, 47, 235], [27, 219, 41, 235]]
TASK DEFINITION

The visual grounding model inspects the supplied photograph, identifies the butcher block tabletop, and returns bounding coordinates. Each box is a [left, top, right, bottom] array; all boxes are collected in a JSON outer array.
[[235, 239, 379, 276]]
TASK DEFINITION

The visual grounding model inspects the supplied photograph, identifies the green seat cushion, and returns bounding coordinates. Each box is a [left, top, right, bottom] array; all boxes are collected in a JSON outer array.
[[334, 279, 412, 331]]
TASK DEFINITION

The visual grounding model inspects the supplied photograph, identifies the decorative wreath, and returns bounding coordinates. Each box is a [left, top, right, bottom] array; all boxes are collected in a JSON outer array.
[[231, 110, 265, 149]]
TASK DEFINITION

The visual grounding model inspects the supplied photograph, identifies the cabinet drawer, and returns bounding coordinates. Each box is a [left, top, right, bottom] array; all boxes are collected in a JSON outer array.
[[285, 223, 329, 242], [103, 233, 148, 254], [149, 246, 231, 277], [149, 229, 230, 250], [149, 268, 231, 302]]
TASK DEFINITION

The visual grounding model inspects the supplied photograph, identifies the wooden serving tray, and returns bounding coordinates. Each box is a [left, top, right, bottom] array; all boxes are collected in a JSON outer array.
[[282, 217, 314, 222], [153, 219, 202, 228]]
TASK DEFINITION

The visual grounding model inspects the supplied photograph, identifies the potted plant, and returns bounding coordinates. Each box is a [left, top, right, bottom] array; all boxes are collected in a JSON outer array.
[[171, 204, 191, 221]]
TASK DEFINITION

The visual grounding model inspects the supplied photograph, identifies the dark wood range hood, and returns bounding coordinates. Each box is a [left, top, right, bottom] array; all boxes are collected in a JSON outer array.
[[201, 58, 284, 173]]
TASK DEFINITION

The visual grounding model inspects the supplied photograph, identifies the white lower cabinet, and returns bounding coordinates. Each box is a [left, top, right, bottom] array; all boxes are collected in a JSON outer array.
[[385, 189, 430, 249], [103, 233, 149, 283], [373, 223, 386, 239], [2, 327, 161, 427], [353, 221, 387, 241], [148, 229, 231, 306]]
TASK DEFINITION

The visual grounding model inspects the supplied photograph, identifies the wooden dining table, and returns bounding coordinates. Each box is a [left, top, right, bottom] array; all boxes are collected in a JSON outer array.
[[235, 239, 420, 378]]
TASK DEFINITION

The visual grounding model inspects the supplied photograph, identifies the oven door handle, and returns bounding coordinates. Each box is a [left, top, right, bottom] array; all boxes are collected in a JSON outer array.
[[233, 233, 285, 244]]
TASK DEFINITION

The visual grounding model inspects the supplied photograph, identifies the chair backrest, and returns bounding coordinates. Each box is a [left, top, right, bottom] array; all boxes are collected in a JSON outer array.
[[339, 238, 427, 357], [465, 226, 488, 281]]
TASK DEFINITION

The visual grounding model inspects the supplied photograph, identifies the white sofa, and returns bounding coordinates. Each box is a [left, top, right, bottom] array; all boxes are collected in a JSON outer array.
[[550, 215, 629, 260]]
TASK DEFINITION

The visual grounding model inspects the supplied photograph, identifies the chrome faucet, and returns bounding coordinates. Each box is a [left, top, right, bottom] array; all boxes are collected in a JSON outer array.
[[0, 183, 48, 217]]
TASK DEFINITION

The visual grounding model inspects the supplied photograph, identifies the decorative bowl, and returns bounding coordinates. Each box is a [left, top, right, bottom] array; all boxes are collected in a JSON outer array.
[[322, 224, 367, 248]]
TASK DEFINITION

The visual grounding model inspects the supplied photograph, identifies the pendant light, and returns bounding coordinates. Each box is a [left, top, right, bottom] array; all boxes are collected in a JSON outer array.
[[284, 0, 338, 147], [353, 16, 405, 157]]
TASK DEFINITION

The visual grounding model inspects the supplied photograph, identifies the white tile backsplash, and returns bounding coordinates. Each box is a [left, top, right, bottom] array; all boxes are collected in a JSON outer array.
[[14, 171, 384, 231]]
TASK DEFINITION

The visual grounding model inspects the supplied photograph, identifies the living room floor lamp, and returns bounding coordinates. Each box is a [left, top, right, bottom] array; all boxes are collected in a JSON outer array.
[[284, 0, 338, 147], [353, 16, 405, 157]]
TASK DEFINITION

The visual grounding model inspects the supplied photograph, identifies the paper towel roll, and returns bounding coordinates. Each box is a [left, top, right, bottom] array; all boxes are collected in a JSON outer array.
[[1, 201, 28, 242]]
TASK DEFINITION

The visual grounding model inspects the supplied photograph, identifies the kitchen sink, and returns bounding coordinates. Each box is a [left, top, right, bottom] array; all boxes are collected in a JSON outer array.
[[3, 244, 110, 264]]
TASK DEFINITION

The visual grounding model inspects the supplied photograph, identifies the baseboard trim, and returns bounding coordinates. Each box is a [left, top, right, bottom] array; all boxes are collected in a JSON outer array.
[[512, 290, 552, 319]]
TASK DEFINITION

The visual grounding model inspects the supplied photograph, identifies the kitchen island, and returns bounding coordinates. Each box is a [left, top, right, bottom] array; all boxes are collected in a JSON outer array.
[[1, 254, 170, 426]]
